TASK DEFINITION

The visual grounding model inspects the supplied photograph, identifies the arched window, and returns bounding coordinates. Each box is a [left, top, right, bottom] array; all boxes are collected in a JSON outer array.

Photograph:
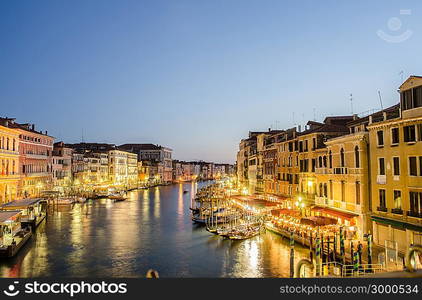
[[13, 139, 16, 151], [329, 151, 332, 168], [354, 146, 360, 168], [318, 156, 323, 168], [319, 183, 323, 197], [323, 156, 327, 167], [340, 148, 345, 167], [6, 137, 9, 150]]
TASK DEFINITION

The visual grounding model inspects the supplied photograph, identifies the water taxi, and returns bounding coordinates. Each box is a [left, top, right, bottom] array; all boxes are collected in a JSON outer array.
[[0, 210, 32, 258], [0, 198, 47, 231]]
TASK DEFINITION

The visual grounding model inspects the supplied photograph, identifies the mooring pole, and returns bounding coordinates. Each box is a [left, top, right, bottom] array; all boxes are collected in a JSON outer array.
[[316, 236, 321, 277], [340, 226, 345, 265], [350, 240, 354, 266], [357, 241, 363, 265], [367, 233, 373, 272], [290, 230, 295, 278], [333, 232, 337, 262]]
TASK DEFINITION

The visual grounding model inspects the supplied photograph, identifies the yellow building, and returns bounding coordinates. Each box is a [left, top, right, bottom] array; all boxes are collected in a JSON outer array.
[[368, 76, 422, 253], [0, 119, 20, 204], [315, 127, 370, 239]]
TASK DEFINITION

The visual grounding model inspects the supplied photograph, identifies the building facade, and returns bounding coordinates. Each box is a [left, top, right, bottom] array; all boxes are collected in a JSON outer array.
[[368, 76, 422, 252], [0, 118, 21, 204]]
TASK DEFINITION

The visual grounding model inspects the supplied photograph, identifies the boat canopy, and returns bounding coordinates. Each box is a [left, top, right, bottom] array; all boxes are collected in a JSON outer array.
[[0, 210, 21, 224], [0, 198, 46, 210]]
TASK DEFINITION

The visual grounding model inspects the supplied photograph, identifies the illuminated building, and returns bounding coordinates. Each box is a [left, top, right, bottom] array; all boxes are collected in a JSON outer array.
[[0, 118, 21, 203], [368, 76, 422, 253]]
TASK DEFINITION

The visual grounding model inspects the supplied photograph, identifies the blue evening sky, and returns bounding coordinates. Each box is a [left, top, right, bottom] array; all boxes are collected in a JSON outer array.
[[1, 0, 421, 163]]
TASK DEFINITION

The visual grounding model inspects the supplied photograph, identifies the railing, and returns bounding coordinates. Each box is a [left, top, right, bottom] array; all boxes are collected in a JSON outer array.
[[407, 211, 422, 218], [341, 264, 385, 277], [315, 168, 333, 174], [391, 208, 403, 215], [377, 206, 388, 212], [334, 167, 348, 174]]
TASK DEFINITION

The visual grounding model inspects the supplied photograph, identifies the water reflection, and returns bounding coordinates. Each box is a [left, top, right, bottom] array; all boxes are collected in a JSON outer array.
[[0, 181, 310, 278]]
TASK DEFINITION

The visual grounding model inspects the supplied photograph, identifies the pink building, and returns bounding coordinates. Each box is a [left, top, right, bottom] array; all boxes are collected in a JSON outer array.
[[8, 122, 54, 197]]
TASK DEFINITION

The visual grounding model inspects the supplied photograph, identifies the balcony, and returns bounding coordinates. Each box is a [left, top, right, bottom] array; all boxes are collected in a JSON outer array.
[[334, 167, 348, 175], [391, 208, 403, 215], [0, 149, 19, 156], [377, 206, 388, 212], [407, 211, 422, 218], [25, 153, 48, 160], [315, 167, 333, 175], [348, 168, 363, 175]]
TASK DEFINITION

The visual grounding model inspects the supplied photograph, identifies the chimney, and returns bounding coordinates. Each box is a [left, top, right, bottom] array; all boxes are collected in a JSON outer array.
[[45, 130, 48, 135], [31, 124, 35, 131], [298, 125, 301, 132]]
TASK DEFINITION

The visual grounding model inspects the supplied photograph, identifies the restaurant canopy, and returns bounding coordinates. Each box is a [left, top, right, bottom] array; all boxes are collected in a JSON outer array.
[[300, 216, 337, 226], [311, 206, 358, 221], [270, 208, 301, 217]]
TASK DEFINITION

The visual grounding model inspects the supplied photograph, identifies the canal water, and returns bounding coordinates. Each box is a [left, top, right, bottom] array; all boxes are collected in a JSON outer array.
[[0, 181, 310, 278]]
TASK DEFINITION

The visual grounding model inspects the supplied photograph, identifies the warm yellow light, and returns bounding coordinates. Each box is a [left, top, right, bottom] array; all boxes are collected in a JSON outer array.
[[295, 201, 299, 206], [300, 203, 305, 208], [307, 181, 313, 187]]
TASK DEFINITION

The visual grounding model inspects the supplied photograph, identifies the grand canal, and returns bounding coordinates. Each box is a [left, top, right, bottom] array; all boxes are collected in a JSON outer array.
[[0, 181, 310, 278]]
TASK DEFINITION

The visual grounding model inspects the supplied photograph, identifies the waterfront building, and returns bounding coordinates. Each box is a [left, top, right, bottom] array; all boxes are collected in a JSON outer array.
[[52, 142, 73, 193], [108, 149, 135, 187], [295, 117, 353, 216], [276, 127, 300, 203], [0, 118, 21, 204], [314, 116, 372, 240], [237, 131, 277, 193], [119, 144, 173, 184], [8, 121, 54, 197], [172, 160, 183, 182], [368, 76, 422, 253], [126, 151, 138, 188]]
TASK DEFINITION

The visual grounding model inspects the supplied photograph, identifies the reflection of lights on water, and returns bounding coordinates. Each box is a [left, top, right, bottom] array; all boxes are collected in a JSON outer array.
[[247, 241, 259, 271], [154, 188, 160, 218]]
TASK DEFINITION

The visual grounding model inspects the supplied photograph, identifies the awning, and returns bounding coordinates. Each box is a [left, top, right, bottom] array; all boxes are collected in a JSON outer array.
[[271, 208, 301, 217], [300, 216, 337, 226], [312, 206, 358, 220], [371, 215, 422, 233]]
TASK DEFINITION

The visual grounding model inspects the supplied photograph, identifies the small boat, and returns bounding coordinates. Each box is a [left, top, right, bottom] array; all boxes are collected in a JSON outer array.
[[55, 198, 76, 205], [183, 190, 189, 194], [109, 195, 127, 202], [76, 197, 87, 203]]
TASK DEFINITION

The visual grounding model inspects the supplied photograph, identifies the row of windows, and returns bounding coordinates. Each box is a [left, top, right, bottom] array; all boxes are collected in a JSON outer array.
[[378, 156, 422, 176], [317, 181, 361, 205], [0, 137, 17, 152], [401, 86, 422, 111], [0, 159, 17, 175], [377, 124, 422, 146], [20, 134, 53, 146], [379, 190, 422, 216]]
